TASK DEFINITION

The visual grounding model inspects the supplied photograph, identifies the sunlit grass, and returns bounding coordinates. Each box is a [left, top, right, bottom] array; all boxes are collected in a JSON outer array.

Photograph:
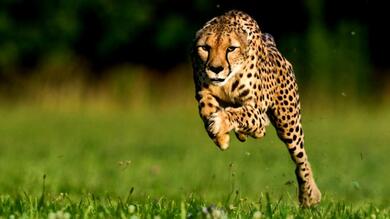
[[0, 192, 388, 218], [0, 105, 389, 217]]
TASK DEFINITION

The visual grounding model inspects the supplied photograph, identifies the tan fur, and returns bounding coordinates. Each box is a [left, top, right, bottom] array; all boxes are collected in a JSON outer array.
[[191, 10, 321, 207]]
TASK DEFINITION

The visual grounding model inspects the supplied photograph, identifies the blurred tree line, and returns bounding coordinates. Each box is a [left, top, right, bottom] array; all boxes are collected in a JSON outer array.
[[0, 0, 389, 102]]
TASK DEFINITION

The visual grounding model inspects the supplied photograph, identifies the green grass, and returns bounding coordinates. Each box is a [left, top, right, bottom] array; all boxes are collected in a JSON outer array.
[[0, 105, 389, 218], [0, 192, 388, 218]]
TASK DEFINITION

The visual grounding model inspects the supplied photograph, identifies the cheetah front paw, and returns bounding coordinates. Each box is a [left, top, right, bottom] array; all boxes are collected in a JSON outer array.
[[235, 132, 247, 142], [250, 126, 266, 139], [207, 110, 233, 150]]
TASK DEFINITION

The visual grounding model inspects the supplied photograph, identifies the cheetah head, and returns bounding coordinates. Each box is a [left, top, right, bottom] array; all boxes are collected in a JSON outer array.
[[193, 17, 249, 86]]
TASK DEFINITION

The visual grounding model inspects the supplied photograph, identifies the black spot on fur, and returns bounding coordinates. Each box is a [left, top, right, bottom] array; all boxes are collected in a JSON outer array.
[[240, 89, 250, 98], [297, 152, 304, 158], [288, 147, 296, 153], [276, 59, 281, 67], [231, 80, 239, 92]]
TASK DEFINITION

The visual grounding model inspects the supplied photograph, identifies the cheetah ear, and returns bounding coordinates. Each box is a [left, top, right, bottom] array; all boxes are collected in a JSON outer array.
[[261, 37, 270, 60]]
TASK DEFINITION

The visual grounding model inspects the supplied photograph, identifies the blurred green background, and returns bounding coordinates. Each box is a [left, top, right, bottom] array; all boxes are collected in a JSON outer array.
[[0, 0, 389, 107], [0, 0, 389, 207]]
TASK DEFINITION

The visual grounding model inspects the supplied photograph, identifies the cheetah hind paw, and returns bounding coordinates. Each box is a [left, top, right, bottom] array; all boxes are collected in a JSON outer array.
[[300, 179, 321, 207], [304, 181, 321, 207]]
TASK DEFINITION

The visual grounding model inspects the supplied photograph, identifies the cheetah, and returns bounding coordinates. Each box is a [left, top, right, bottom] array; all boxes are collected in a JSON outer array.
[[191, 10, 321, 207]]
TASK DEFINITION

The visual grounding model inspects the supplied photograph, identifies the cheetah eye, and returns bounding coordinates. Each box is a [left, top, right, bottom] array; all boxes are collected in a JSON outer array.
[[227, 46, 238, 52], [198, 45, 210, 52]]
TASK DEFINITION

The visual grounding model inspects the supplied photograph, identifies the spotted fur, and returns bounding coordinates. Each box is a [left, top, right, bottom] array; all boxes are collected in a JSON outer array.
[[191, 10, 321, 207]]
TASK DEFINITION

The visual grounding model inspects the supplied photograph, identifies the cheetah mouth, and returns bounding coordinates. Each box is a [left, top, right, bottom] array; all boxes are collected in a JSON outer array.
[[210, 78, 225, 83]]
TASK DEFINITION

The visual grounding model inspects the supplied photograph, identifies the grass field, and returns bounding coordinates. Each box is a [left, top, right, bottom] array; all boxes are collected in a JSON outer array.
[[0, 104, 389, 218]]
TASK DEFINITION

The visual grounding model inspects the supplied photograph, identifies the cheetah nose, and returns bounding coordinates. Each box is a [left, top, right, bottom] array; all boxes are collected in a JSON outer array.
[[208, 65, 224, 74]]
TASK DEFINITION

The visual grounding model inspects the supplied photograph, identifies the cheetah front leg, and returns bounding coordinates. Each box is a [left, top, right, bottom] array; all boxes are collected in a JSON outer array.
[[208, 104, 269, 149], [269, 107, 321, 207], [196, 90, 233, 150]]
